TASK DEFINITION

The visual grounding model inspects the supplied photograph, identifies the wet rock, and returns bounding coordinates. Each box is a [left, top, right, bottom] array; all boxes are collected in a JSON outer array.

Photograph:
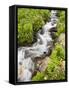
[[49, 27, 57, 32], [35, 57, 50, 72], [50, 32, 57, 39]]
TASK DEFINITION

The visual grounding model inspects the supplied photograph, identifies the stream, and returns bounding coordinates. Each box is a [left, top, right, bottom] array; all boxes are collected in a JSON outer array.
[[18, 10, 58, 82]]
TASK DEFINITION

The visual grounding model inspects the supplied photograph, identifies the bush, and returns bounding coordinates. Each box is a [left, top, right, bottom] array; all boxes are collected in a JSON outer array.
[[33, 16, 45, 42], [44, 43, 65, 80], [32, 43, 65, 81], [33, 16, 44, 32], [50, 43, 65, 61], [18, 8, 50, 46], [38, 10, 50, 22], [32, 72, 44, 81], [45, 64, 65, 80], [18, 22, 33, 46], [56, 11, 65, 36]]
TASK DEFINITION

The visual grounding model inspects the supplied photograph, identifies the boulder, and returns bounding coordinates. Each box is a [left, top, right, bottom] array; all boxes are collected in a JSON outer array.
[[35, 57, 50, 72]]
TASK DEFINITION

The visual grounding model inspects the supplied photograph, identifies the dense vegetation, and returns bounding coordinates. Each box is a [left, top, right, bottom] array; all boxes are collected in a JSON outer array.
[[18, 8, 50, 46], [56, 11, 65, 36], [32, 43, 65, 81], [18, 8, 65, 81], [32, 10, 65, 81]]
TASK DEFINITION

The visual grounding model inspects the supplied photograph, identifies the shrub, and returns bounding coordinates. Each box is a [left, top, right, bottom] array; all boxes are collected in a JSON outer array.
[[32, 43, 65, 81], [50, 43, 65, 61], [18, 8, 50, 46], [44, 43, 65, 80], [18, 22, 33, 46], [32, 72, 44, 81], [56, 11, 65, 36], [45, 64, 65, 80]]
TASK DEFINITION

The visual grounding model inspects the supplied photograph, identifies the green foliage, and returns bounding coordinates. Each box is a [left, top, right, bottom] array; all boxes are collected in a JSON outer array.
[[18, 9, 65, 80], [32, 43, 65, 81], [38, 10, 50, 22], [56, 11, 65, 36], [45, 64, 65, 80], [32, 72, 44, 81], [33, 16, 44, 32], [18, 8, 50, 46], [33, 16, 45, 42], [18, 22, 33, 46], [45, 43, 65, 80], [50, 43, 65, 61]]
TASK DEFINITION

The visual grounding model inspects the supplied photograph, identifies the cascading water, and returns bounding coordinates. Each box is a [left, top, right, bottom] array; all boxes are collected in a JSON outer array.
[[18, 10, 58, 81]]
